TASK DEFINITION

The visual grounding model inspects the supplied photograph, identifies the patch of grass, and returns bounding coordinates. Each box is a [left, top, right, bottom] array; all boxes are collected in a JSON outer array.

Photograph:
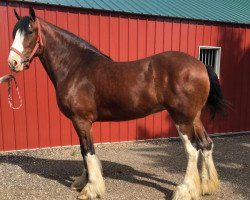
[[70, 150, 77, 157]]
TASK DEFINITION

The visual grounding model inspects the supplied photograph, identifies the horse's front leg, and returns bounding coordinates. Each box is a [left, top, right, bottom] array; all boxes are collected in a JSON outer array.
[[71, 116, 105, 200], [70, 140, 88, 191]]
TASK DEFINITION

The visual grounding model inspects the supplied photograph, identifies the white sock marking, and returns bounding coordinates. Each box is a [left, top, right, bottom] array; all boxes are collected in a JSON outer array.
[[79, 153, 105, 199], [173, 124, 201, 200]]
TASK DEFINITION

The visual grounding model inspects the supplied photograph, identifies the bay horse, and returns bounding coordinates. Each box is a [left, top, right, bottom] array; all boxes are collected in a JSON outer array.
[[8, 7, 226, 200]]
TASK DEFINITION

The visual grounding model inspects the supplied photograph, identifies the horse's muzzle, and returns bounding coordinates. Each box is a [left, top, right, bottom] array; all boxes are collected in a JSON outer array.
[[8, 61, 18, 72]]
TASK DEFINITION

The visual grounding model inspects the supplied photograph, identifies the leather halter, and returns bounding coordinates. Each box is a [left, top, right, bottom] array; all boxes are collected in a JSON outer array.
[[10, 18, 43, 68]]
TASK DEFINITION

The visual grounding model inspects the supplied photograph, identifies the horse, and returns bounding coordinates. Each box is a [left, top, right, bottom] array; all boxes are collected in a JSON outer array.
[[8, 7, 226, 200]]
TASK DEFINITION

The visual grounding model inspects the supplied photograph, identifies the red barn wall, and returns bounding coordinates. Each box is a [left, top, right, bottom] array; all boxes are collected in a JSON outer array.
[[0, 2, 250, 151]]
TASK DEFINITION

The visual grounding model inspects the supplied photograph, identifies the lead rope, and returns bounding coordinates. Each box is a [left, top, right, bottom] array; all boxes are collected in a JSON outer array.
[[7, 75, 22, 110]]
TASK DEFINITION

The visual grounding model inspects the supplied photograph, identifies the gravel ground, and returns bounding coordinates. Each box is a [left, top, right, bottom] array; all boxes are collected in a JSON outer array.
[[0, 134, 249, 200]]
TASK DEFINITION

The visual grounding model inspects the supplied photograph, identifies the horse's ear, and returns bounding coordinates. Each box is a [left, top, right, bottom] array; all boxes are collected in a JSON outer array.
[[29, 6, 36, 21], [14, 9, 20, 20]]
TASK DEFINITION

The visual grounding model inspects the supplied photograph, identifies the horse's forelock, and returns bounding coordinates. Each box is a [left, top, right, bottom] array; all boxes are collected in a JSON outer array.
[[13, 16, 30, 39]]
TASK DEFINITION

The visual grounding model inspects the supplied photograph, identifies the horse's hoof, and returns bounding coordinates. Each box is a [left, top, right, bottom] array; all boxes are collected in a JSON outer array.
[[78, 191, 90, 200], [78, 182, 104, 200], [172, 183, 201, 200], [71, 175, 87, 191], [172, 185, 192, 200], [201, 171, 219, 195]]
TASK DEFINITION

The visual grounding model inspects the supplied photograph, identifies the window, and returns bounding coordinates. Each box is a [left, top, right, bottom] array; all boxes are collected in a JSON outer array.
[[198, 46, 221, 78]]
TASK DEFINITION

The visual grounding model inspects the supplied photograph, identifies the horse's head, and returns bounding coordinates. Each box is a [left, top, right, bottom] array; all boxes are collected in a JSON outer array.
[[8, 7, 43, 72]]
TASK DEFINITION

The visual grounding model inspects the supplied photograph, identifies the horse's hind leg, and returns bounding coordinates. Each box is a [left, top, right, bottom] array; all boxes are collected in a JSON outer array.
[[200, 144, 219, 195], [72, 116, 105, 200], [193, 116, 219, 195], [173, 123, 201, 200]]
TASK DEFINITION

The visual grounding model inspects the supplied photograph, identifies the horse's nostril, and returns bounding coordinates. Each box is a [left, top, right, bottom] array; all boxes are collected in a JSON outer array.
[[8, 59, 18, 70], [13, 60, 17, 66]]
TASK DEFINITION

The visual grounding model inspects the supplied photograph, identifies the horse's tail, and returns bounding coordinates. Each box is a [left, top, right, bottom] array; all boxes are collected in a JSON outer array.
[[206, 65, 228, 119]]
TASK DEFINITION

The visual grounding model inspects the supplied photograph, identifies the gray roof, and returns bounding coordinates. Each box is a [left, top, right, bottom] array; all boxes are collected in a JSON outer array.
[[10, 0, 250, 25]]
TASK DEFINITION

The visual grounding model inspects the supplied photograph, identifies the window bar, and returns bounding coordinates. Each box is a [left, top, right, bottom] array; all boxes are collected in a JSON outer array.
[[215, 50, 217, 70], [211, 51, 214, 68], [206, 50, 208, 65], [204, 50, 206, 64], [206, 50, 209, 65], [200, 49, 203, 62], [203, 50, 206, 64], [213, 50, 216, 69], [208, 50, 211, 66]]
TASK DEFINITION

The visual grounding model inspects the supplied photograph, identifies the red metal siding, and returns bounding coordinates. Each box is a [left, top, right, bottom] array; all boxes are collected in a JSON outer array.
[[0, 3, 15, 151], [45, 7, 61, 147], [0, 2, 250, 151]]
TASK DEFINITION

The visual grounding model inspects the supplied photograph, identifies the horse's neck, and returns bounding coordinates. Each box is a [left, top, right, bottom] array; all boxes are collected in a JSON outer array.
[[38, 20, 92, 87]]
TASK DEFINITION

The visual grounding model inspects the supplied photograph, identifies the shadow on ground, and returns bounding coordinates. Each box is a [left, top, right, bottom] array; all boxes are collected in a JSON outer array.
[[0, 135, 249, 199], [0, 154, 175, 199], [132, 135, 250, 199]]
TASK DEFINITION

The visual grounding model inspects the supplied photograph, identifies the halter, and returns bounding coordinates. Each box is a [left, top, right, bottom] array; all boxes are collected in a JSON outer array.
[[10, 18, 43, 68]]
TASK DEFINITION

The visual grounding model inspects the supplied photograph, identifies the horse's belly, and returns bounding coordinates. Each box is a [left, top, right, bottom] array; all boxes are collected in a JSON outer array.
[[96, 104, 164, 122]]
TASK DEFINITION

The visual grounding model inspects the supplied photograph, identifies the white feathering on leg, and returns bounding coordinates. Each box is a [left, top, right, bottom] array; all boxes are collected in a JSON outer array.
[[173, 125, 201, 200], [78, 153, 105, 200], [201, 145, 219, 195]]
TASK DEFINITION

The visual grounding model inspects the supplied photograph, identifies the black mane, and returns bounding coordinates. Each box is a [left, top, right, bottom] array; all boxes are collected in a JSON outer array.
[[44, 19, 112, 61]]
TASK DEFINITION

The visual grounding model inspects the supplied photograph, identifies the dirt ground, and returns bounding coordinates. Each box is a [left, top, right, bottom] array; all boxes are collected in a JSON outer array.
[[0, 134, 249, 200]]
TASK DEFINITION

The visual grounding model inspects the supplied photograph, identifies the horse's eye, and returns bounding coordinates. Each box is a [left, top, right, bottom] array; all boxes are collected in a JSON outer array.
[[28, 30, 33, 35]]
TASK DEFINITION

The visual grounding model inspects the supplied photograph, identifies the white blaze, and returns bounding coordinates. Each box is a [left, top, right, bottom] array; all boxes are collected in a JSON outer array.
[[8, 29, 25, 71], [10, 29, 24, 55]]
